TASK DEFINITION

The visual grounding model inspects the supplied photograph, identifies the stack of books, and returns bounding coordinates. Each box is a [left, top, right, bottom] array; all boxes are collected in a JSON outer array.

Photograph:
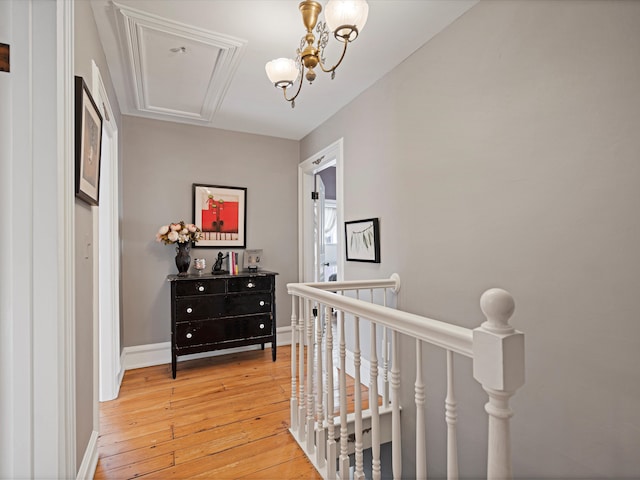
[[227, 251, 239, 275]]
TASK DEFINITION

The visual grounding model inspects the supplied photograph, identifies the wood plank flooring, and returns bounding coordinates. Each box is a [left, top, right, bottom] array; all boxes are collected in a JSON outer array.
[[95, 346, 323, 479]]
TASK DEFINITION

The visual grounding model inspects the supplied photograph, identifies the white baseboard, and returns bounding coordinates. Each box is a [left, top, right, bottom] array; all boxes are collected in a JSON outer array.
[[76, 430, 99, 480], [122, 341, 171, 370], [277, 325, 293, 346], [122, 326, 292, 371]]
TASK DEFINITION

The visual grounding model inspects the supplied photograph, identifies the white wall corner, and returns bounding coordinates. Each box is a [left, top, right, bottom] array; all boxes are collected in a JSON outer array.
[[117, 352, 126, 388], [75, 430, 99, 480]]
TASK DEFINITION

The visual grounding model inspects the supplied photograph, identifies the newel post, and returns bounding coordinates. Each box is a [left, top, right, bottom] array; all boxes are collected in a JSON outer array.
[[472, 289, 524, 480]]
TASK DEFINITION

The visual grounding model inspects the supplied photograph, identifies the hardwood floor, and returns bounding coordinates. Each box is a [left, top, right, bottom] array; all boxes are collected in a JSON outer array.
[[95, 346, 323, 479]]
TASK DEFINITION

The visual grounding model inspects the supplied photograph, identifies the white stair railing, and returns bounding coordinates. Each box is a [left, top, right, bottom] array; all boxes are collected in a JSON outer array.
[[287, 275, 525, 480]]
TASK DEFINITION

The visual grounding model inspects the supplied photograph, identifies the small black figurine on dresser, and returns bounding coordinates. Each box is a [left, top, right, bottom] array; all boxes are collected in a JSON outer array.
[[212, 252, 228, 274], [167, 270, 278, 378]]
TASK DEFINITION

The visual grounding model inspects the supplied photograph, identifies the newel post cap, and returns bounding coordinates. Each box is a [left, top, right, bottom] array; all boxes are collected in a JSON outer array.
[[480, 288, 515, 334], [473, 288, 524, 391]]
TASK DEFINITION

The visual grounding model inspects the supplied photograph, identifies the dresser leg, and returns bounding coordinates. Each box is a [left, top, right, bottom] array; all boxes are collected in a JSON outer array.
[[272, 342, 277, 362], [172, 353, 177, 379]]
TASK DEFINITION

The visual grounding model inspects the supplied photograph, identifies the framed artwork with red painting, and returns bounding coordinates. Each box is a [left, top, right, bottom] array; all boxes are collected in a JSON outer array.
[[193, 184, 247, 248]]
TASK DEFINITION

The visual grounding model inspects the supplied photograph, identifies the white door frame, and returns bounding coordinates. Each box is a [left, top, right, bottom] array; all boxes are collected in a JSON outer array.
[[298, 138, 344, 282], [0, 0, 76, 476], [91, 61, 122, 402]]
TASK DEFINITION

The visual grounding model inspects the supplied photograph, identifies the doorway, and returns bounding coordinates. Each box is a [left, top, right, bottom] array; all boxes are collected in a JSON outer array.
[[315, 168, 338, 281], [299, 139, 344, 283]]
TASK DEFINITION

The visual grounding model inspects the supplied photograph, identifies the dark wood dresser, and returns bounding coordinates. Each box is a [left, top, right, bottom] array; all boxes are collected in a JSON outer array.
[[167, 270, 278, 378]]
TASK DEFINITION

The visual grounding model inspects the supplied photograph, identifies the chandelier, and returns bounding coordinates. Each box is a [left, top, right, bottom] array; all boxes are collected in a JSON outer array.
[[265, 0, 369, 108]]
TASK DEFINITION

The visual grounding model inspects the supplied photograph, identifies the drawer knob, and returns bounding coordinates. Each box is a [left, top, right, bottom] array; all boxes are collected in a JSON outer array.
[[247, 282, 255, 288], [259, 323, 265, 329], [198, 285, 205, 292], [259, 300, 265, 306], [186, 307, 193, 314], [186, 333, 193, 339]]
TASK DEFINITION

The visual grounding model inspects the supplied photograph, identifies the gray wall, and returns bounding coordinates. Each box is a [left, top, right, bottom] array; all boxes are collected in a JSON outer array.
[[318, 166, 336, 200], [121, 116, 299, 347], [301, 1, 640, 478], [74, 0, 122, 471]]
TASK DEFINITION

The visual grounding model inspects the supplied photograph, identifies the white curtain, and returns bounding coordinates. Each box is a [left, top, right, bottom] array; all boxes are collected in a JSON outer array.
[[324, 205, 337, 243]]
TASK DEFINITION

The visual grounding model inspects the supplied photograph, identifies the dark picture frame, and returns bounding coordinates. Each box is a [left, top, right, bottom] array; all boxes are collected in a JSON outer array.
[[74, 76, 103, 206], [345, 218, 380, 263], [193, 184, 247, 248]]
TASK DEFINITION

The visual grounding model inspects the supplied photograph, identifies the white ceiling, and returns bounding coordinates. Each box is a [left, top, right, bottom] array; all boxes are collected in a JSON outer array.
[[91, 0, 477, 140]]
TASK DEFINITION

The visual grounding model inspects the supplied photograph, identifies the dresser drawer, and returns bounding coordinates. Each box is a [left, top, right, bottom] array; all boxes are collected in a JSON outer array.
[[175, 296, 226, 321], [227, 276, 272, 293], [175, 279, 225, 297], [176, 292, 272, 321], [175, 319, 223, 348], [175, 315, 272, 348], [226, 292, 272, 315]]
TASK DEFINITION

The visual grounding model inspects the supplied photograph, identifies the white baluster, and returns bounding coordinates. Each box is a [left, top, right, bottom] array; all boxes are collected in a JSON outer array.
[[326, 304, 336, 479], [290, 295, 298, 432], [298, 296, 306, 440], [338, 308, 350, 479], [370, 316, 381, 480], [316, 303, 326, 467], [446, 350, 459, 480], [391, 330, 402, 480], [306, 299, 315, 453], [473, 288, 524, 480], [382, 288, 390, 408], [354, 290, 365, 480], [415, 339, 427, 479]]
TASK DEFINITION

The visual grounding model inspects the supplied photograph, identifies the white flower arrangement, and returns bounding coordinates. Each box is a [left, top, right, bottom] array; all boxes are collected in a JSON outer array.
[[156, 221, 203, 245]]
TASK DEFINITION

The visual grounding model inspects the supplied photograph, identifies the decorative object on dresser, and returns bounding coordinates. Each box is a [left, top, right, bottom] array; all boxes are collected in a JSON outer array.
[[74, 76, 103, 206], [193, 258, 206, 275], [212, 251, 229, 274], [243, 249, 263, 271], [167, 270, 278, 378], [155, 221, 203, 276], [345, 217, 380, 263], [193, 184, 247, 248]]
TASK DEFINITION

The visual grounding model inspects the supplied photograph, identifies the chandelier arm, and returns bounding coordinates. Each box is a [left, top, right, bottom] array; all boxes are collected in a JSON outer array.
[[317, 36, 350, 74], [283, 65, 305, 104]]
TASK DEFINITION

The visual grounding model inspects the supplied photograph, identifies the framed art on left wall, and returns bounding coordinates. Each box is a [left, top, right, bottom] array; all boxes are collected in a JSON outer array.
[[74, 76, 103, 206]]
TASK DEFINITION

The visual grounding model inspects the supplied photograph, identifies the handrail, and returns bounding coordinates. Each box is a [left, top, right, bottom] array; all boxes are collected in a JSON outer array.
[[288, 275, 523, 479], [301, 273, 401, 293], [287, 275, 473, 357]]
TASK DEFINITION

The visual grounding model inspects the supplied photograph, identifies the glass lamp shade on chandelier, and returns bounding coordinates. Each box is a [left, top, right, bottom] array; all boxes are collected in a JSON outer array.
[[265, 0, 369, 108]]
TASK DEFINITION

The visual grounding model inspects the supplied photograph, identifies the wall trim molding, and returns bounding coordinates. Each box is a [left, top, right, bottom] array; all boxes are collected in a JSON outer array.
[[76, 430, 99, 480], [60, 0, 77, 475], [122, 326, 293, 371]]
